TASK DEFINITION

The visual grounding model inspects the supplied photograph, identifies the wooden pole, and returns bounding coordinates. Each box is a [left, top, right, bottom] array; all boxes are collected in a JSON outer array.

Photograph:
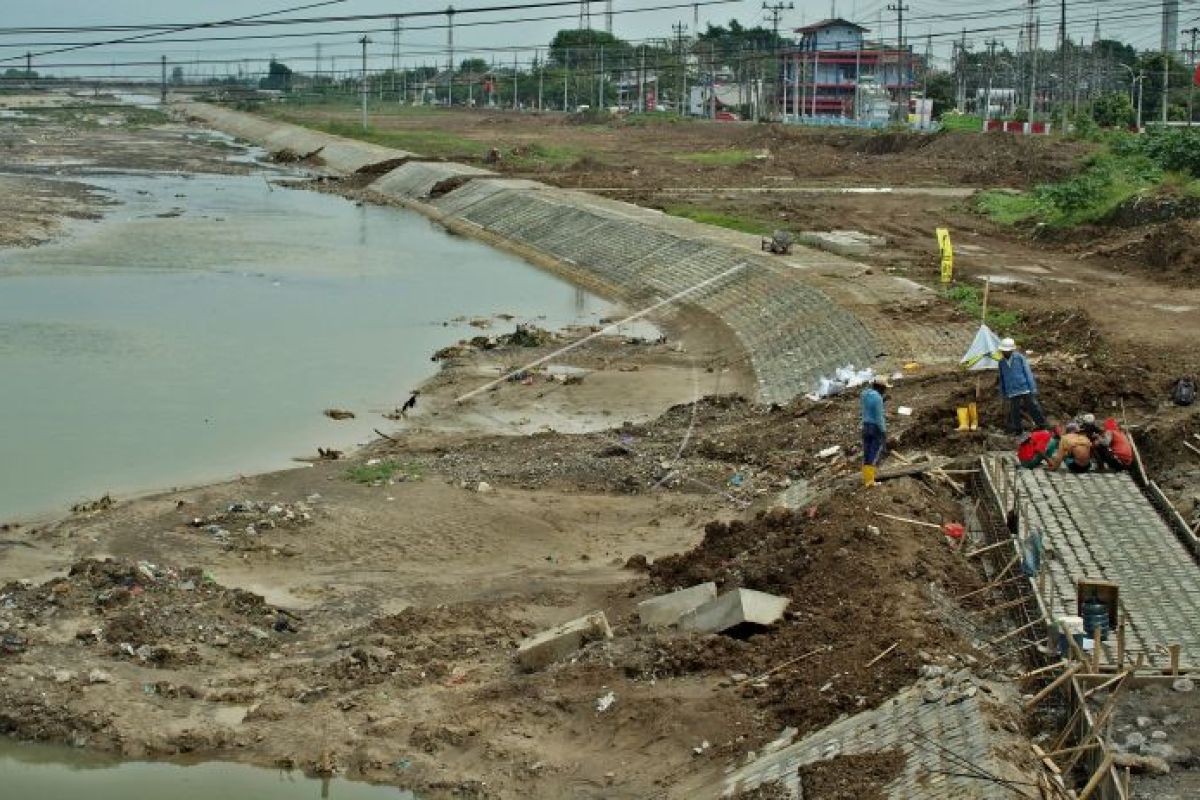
[[1024, 663, 1081, 711], [1091, 625, 1102, 673], [1115, 623, 1125, 669], [1076, 753, 1114, 800], [865, 640, 900, 668], [1168, 644, 1181, 675]]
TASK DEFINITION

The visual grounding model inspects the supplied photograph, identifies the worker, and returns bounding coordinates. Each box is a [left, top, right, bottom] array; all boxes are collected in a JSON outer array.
[[1092, 418, 1134, 471], [997, 337, 1047, 435], [1045, 422, 1093, 473], [861, 376, 889, 486], [1017, 427, 1059, 468]]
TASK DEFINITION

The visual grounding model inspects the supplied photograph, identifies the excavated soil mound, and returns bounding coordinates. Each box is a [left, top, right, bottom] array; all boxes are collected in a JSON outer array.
[[642, 483, 985, 732]]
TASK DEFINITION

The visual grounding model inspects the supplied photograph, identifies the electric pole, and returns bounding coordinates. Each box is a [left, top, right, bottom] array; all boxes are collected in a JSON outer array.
[[888, 3, 911, 115], [446, 6, 455, 106], [762, 2, 793, 119], [1186, 26, 1199, 125], [359, 36, 371, 130], [984, 38, 1000, 122], [1059, 0, 1067, 130], [673, 22, 688, 115], [1030, 15, 1040, 118], [160, 55, 167, 104]]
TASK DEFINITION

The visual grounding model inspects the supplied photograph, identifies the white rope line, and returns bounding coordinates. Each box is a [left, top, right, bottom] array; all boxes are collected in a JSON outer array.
[[453, 261, 748, 404]]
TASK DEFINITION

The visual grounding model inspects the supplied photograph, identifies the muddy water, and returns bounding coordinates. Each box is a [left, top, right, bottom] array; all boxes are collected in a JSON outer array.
[[0, 168, 617, 520], [0, 739, 414, 798]]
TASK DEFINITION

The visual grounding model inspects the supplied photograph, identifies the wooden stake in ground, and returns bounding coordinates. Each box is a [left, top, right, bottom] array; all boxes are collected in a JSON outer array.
[[1024, 663, 1081, 711], [1076, 752, 1115, 800], [865, 640, 900, 668], [872, 511, 942, 529]]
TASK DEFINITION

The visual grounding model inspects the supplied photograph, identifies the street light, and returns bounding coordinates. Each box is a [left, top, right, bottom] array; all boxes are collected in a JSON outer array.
[[1117, 63, 1145, 132]]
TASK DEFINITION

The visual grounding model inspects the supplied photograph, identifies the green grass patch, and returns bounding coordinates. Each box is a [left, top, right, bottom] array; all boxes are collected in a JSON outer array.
[[506, 141, 582, 168], [315, 119, 482, 157], [663, 205, 772, 235], [943, 283, 1022, 330], [345, 460, 424, 485], [978, 150, 1163, 227], [676, 148, 756, 167], [938, 113, 983, 132]]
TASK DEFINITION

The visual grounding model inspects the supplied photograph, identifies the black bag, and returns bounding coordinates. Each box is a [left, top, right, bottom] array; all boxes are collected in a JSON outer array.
[[1172, 377, 1196, 407]]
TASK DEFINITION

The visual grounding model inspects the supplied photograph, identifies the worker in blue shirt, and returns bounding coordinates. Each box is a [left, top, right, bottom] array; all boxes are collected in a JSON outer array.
[[861, 376, 889, 486], [997, 337, 1047, 435]]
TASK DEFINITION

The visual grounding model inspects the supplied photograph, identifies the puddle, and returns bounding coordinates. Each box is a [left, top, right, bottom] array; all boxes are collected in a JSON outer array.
[[0, 739, 414, 799], [0, 170, 628, 520]]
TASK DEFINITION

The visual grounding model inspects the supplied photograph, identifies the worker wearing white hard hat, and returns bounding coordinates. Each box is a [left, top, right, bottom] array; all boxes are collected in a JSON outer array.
[[996, 336, 1046, 435]]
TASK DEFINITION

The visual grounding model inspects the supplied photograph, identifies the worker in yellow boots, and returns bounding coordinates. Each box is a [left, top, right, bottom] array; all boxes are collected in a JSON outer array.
[[955, 401, 980, 431], [861, 376, 891, 486]]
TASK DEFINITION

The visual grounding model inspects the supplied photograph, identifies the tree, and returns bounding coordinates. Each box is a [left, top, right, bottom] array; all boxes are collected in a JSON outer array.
[[259, 59, 293, 91], [3, 67, 37, 79], [924, 70, 957, 118], [170, 66, 185, 86], [1091, 91, 1134, 127], [459, 58, 488, 75], [1135, 52, 1191, 122], [548, 29, 632, 69]]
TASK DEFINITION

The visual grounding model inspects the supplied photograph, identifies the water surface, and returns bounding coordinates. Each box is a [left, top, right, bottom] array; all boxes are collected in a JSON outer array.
[[0, 739, 413, 799], [0, 169, 615, 519]]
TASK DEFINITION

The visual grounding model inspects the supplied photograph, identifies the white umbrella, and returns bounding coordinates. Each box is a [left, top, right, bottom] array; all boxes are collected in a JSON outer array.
[[961, 324, 1001, 371]]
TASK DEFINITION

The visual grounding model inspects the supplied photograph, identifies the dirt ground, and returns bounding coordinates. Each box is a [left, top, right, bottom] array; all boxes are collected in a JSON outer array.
[[2, 91, 1200, 798]]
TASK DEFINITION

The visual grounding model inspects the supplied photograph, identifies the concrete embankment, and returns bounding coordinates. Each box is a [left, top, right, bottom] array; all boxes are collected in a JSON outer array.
[[182, 102, 882, 403]]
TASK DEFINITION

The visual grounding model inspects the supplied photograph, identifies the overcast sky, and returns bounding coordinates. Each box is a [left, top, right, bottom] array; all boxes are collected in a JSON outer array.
[[0, 0, 1187, 78]]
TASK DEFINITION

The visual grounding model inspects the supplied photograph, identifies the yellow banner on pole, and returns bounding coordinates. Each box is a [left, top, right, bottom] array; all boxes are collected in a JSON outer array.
[[936, 227, 954, 284]]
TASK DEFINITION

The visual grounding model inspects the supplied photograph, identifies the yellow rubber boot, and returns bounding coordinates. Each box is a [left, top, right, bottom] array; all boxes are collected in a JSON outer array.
[[862, 465, 876, 487], [956, 407, 971, 431], [968, 402, 979, 431]]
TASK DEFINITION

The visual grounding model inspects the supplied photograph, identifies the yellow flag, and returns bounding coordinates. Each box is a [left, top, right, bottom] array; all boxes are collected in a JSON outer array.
[[936, 227, 954, 284]]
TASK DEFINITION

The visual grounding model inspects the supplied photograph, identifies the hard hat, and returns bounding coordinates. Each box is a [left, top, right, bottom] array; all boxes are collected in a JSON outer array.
[[999, 337, 1016, 352]]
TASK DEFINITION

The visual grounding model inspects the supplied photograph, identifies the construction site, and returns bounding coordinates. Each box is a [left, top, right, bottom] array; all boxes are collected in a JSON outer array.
[[2, 2, 1200, 799]]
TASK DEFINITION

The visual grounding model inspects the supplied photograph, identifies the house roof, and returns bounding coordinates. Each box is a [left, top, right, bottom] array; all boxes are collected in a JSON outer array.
[[795, 18, 869, 34]]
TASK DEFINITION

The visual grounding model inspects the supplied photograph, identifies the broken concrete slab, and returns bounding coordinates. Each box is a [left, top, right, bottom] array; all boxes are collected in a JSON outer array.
[[678, 588, 789, 635], [798, 229, 886, 258], [515, 611, 612, 671], [637, 582, 717, 628]]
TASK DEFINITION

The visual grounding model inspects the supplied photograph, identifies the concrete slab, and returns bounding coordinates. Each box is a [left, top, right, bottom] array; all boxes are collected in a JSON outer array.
[[679, 588, 789, 634], [515, 611, 612, 671], [798, 230, 886, 258], [637, 583, 717, 628]]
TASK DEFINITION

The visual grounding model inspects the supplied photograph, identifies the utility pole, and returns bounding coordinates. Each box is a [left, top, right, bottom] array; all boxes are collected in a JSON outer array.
[[888, 2, 911, 116], [160, 55, 167, 104], [513, 51, 519, 110], [984, 38, 1000, 122], [762, 2, 793, 119], [638, 45, 645, 112], [1186, 26, 1199, 124], [25, 52, 32, 80], [673, 22, 688, 115], [1161, 0, 1177, 124], [537, 48, 544, 111], [1029, 16, 1040, 118], [564, 50, 570, 111], [359, 36, 371, 130], [446, 6, 455, 107], [1059, 0, 1067, 130]]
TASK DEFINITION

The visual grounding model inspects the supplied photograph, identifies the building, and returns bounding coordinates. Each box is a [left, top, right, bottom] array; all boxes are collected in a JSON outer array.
[[784, 18, 915, 119]]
